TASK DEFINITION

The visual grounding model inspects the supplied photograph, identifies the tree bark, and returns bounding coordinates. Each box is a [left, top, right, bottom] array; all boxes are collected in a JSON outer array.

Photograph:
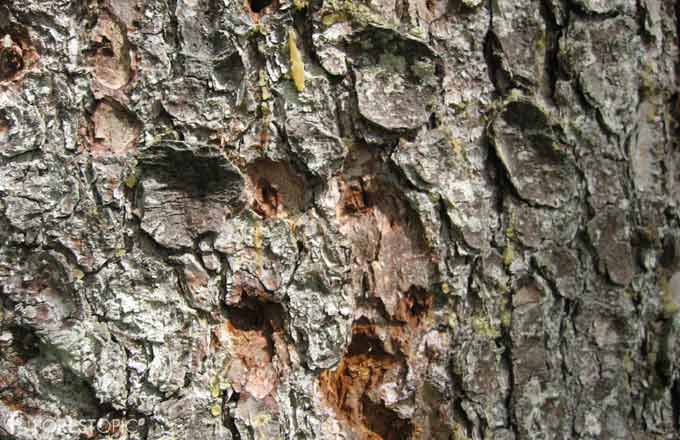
[[0, 0, 679, 439]]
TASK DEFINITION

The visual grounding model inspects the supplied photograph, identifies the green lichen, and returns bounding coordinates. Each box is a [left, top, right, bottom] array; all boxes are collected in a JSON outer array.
[[427, 192, 440, 205], [448, 312, 458, 330], [124, 174, 137, 188], [471, 316, 501, 338], [124, 167, 138, 188], [503, 243, 514, 267], [659, 276, 678, 317], [259, 69, 271, 101], [640, 62, 659, 97], [410, 59, 436, 83], [451, 422, 471, 440], [320, 0, 386, 28], [407, 25, 428, 40], [252, 413, 272, 427], [441, 282, 450, 295], [449, 137, 462, 156], [503, 209, 517, 267], [252, 22, 266, 36], [210, 404, 222, 417], [622, 353, 634, 375], [505, 209, 517, 239], [462, 0, 483, 9], [293, 0, 308, 10], [507, 88, 524, 102], [210, 375, 231, 399], [500, 310, 512, 328], [379, 53, 407, 73], [534, 31, 546, 52]]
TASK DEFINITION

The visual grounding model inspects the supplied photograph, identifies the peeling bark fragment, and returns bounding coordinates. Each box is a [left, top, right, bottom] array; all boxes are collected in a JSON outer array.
[[582, 155, 626, 210], [0, 91, 45, 158], [0, 158, 79, 237], [393, 129, 496, 251], [534, 247, 583, 299], [504, 195, 579, 250], [355, 65, 433, 131], [491, 97, 578, 208], [311, 25, 442, 132], [91, 100, 141, 158], [587, 206, 635, 286], [216, 211, 299, 293], [171, 254, 221, 313], [631, 100, 667, 198], [137, 142, 245, 249], [162, 75, 249, 130], [558, 17, 640, 136], [510, 276, 569, 438], [176, 0, 224, 61], [312, 22, 351, 76], [148, 393, 229, 440], [284, 75, 346, 177], [489, 0, 546, 89], [570, 0, 633, 15]]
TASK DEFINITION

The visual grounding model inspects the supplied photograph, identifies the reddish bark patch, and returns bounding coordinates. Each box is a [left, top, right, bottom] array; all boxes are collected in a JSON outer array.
[[89, 11, 134, 99], [338, 178, 370, 216], [336, 173, 434, 320], [246, 159, 305, 219], [225, 271, 273, 306], [245, 0, 280, 20], [393, 286, 433, 328], [224, 299, 289, 400], [319, 326, 413, 440], [0, 43, 23, 80], [104, 0, 144, 30], [90, 100, 141, 158], [322, 146, 439, 439], [0, 28, 39, 83], [0, 115, 9, 141]]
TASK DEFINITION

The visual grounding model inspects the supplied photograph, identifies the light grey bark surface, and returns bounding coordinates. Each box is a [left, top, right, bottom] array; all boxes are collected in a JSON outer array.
[[0, 0, 679, 439]]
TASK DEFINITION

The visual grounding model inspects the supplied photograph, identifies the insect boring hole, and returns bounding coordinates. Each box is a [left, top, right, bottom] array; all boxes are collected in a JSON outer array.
[[249, 0, 274, 13]]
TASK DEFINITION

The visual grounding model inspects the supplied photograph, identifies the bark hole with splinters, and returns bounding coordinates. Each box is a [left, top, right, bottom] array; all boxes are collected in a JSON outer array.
[[223, 298, 289, 400], [319, 326, 413, 440], [246, 159, 305, 219], [0, 29, 38, 83], [245, 0, 279, 17]]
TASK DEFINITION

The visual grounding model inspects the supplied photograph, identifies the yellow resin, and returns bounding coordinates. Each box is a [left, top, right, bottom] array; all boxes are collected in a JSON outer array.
[[288, 30, 305, 92]]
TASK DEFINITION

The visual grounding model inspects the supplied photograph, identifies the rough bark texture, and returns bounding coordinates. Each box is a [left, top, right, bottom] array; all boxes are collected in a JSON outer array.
[[1, 0, 680, 439]]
